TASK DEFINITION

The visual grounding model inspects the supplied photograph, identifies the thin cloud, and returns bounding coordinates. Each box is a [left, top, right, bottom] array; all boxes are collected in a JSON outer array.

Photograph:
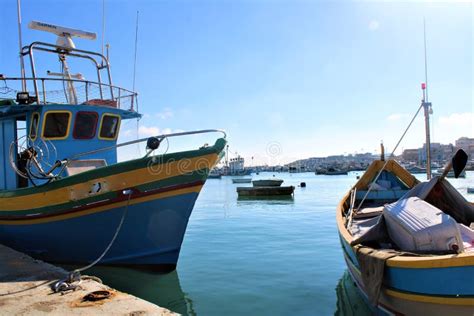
[[387, 113, 407, 121], [438, 112, 473, 128], [138, 126, 160, 137], [155, 108, 174, 120]]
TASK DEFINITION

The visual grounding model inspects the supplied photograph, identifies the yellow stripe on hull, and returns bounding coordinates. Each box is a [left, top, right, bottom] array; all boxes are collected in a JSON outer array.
[[384, 288, 474, 306], [0, 185, 202, 225], [0, 153, 217, 211]]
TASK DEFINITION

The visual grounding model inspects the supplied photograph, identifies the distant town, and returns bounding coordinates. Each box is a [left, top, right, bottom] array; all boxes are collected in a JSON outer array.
[[222, 137, 474, 174]]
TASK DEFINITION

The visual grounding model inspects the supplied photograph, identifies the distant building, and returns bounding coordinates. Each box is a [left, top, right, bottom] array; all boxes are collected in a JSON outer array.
[[401, 149, 419, 162], [455, 137, 474, 158], [419, 143, 454, 166]]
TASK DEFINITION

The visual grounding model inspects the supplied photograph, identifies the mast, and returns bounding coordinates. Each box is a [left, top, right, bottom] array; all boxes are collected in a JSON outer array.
[[422, 19, 432, 180], [16, 0, 26, 91]]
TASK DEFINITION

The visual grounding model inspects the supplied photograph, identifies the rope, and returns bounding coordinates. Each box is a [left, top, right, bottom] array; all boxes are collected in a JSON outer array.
[[52, 189, 133, 293], [354, 103, 424, 213]]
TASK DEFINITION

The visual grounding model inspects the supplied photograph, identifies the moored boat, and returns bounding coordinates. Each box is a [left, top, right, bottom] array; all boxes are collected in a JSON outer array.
[[337, 81, 474, 314], [252, 179, 284, 187], [337, 157, 474, 315], [232, 178, 252, 184], [237, 186, 294, 196], [0, 21, 226, 272], [208, 169, 223, 179], [433, 168, 466, 178]]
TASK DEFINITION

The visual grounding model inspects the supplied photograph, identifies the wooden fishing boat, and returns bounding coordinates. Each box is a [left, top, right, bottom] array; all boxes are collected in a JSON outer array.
[[0, 21, 226, 272], [337, 77, 474, 314], [337, 157, 474, 315]]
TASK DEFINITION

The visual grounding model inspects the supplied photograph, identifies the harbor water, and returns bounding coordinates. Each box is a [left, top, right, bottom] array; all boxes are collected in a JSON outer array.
[[90, 171, 474, 316]]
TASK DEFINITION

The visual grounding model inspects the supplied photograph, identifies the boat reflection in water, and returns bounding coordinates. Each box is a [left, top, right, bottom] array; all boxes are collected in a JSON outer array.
[[86, 266, 195, 316], [237, 195, 295, 204], [335, 271, 372, 316]]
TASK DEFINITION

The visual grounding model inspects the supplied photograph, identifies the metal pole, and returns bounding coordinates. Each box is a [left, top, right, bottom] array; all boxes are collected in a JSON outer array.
[[422, 18, 432, 180], [423, 100, 432, 180], [16, 0, 27, 91]]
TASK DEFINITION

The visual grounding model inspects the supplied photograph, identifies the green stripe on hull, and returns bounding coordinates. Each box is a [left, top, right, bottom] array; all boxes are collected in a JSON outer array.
[[0, 138, 225, 198]]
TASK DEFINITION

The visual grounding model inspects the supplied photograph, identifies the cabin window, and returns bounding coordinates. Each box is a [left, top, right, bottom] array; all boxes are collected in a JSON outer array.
[[73, 111, 98, 139], [29, 112, 40, 140], [42, 111, 71, 139], [99, 114, 120, 140]]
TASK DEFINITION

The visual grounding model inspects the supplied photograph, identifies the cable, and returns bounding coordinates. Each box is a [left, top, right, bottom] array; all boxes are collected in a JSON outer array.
[[52, 189, 133, 293], [354, 103, 424, 213]]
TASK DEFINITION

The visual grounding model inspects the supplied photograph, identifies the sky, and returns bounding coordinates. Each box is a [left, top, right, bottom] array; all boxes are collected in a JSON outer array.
[[1, 0, 472, 165]]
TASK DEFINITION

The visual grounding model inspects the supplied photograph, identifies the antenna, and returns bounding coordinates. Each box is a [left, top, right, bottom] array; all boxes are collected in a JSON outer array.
[[132, 11, 139, 95], [423, 18, 429, 102], [28, 21, 96, 49], [421, 18, 433, 180], [101, 0, 106, 57], [16, 0, 26, 91]]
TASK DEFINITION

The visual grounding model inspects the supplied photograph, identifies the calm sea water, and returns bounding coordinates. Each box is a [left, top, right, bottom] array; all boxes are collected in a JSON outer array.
[[90, 171, 474, 316]]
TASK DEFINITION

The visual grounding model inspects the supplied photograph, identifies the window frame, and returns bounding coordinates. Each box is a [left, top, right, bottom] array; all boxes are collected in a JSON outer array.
[[73, 111, 99, 140], [29, 112, 40, 141], [98, 113, 121, 141], [41, 110, 72, 140]]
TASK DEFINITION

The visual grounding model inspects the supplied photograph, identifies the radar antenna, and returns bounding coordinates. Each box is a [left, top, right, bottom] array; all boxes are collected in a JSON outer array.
[[28, 21, 97, 104]]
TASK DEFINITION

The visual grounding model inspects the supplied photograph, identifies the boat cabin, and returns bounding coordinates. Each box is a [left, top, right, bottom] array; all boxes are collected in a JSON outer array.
[[0, 23, 140, 189]]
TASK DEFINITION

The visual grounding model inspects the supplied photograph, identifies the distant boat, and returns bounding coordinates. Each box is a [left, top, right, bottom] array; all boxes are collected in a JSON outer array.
[[237, 186, 294, 197], [467, 187, 474, 194], [232, 178, 252, 184], [432, 169, 466, 178], [208, 170, 222, 179], [252, 179, 284, 187], [316, 167, 348, 175], [406, 165, 427, 174]]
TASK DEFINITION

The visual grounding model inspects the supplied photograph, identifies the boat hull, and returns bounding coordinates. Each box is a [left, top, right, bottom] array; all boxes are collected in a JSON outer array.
[[0, 189, 200, 271], [237, 186, 294, 196], [336, 160, 474, 315], [252, 179, 283, 187], [339, 233, 474, 315], [0, 138, 226, 270]]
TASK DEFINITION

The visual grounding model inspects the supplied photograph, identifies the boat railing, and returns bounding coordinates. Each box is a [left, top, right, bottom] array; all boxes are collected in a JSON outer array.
[[66, 129, 227, 162], [0, 77, 138, 111]]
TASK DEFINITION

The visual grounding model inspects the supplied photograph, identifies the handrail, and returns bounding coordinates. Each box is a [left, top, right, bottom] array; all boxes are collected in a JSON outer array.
[[0, 77, 137, 110], [65, 129, 227, 161], [0, 77, 136, 96]]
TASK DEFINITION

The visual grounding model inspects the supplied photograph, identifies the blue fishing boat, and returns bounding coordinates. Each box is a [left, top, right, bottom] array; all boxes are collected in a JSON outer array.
[[336, 83, 474, 314], [0, 21, 226, 272]]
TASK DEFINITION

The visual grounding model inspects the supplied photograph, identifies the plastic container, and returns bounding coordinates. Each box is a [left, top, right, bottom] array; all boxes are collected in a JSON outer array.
[[383, 197, 464, 253]]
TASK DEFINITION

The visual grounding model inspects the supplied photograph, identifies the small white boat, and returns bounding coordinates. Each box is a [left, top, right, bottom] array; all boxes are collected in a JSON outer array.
[[232, 178, 252, 184], [252, 179, 284, 187]]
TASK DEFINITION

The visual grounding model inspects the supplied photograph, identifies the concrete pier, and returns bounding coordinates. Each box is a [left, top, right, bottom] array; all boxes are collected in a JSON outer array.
[[0, 244, 175, 315]]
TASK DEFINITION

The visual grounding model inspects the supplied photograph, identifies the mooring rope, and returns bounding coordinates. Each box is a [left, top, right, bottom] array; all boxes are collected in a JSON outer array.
[[52, 189, 133, 293]]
